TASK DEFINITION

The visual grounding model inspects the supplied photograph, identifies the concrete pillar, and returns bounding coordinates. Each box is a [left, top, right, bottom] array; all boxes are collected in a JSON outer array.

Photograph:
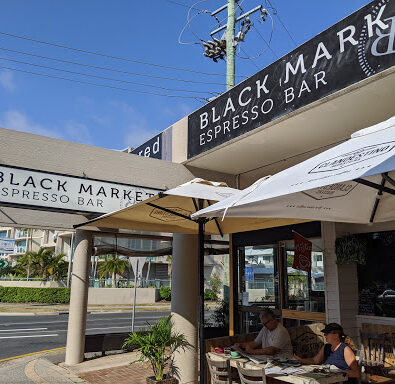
[[322, 222, 342, 324], [171, 234, 198, 384], [322, 222, 359, 342], [65, 229, 92, 365]]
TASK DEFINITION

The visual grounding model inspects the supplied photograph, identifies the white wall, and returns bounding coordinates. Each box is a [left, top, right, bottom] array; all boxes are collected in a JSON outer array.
[[0, 280, 66, 288], [88, 287, 159, 305]]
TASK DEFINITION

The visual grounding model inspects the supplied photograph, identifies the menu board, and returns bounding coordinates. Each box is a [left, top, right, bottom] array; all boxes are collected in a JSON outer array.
[[358, 291, 376, 316]]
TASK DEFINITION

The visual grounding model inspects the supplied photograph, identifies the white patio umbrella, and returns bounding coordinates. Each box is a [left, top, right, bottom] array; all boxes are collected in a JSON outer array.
[[75, 178, 305, 383], [193, 116, 395, 224]]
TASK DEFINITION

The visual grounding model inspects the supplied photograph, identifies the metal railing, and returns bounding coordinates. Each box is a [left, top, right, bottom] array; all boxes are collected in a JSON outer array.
[[88, 278, 171, 288], [0, 276, 66, 282]]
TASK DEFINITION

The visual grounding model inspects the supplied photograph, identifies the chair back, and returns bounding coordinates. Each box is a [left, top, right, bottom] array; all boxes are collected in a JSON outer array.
[[206, 353, 233, 384], [236, 362, 266, 384], [359, 332, 389, 377]]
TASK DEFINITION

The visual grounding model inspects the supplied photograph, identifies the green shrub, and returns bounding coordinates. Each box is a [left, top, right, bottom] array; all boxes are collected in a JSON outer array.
[[159, 286, 171, 301], [0, 287, 70, 304], [204, 289, 217, 301], [208, 273, 222, 299]]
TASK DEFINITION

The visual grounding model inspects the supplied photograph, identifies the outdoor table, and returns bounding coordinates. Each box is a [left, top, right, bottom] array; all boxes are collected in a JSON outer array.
[[209, 353, 348, 384]]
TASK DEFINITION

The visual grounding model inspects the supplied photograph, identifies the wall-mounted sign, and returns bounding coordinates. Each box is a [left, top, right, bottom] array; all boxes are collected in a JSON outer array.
[[188, 0, 395, 158], [0, 238, 15, 254], [131, 133, 162, 159], [0, 165, 160, 215], [131, 128, 173, 161]]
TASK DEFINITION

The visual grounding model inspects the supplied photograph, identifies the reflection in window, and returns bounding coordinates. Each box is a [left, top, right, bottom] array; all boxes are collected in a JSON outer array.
[[243, 245, 278, 305], [283, 239, 325, 313]]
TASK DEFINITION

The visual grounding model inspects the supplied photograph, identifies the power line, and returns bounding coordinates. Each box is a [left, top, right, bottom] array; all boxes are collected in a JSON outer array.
[[159, 0, 205, 12], [265, 0, 298, 47], [239, 46, 260, 70], [252, 23, 278, 59], [0, 56, 219, 95], [0, 65, 208, 101], [236, 11, 277, 60], [0, 46, 226, 86], [0, 30, 247, 78]]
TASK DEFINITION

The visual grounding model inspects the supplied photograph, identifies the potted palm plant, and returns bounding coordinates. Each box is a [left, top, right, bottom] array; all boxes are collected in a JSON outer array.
[[123, 315, 192, 384]]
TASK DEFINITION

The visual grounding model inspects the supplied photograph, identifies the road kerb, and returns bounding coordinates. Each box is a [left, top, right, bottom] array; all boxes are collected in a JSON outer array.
[[0, 347, 66, 363]]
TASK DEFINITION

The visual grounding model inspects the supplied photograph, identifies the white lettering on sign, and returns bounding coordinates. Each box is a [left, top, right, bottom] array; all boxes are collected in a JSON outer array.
[[138, 135, 160, 157], [0, 166, 159, 214]]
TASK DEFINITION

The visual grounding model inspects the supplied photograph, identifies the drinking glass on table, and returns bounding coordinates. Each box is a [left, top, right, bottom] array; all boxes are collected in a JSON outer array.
[[322, 364, 331, 374]]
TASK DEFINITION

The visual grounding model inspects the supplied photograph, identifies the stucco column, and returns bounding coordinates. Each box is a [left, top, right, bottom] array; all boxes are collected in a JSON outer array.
[[171, 234, 198, 384], [65, 229, 92, 365], [322, 222, 359, 342]]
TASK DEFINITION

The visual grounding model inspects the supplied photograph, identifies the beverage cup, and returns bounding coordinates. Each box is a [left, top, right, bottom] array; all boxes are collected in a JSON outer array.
[[323, 365, 331, 373]]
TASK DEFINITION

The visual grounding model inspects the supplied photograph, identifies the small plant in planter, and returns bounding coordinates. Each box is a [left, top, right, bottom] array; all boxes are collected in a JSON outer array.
[[123, 315, 192, 384], [335, 235, 367, 265]]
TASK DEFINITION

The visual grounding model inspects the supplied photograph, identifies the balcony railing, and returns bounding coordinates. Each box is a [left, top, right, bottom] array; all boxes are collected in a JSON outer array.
[[15, 230, 29, 239]]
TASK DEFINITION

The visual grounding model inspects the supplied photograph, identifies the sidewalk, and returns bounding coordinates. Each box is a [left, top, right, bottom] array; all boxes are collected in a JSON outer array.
[[0, 302, 172, 315], [0, 349, 155, 384], [0, 301, 219, 315], [63, 352, 154, 384]]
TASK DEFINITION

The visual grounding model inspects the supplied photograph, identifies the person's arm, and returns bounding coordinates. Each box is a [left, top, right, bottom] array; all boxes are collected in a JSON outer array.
[[235, 340, 259, 350], [245, 344, 280, 355], [294, 346, 325, 365], [344, 346, 360, 378]]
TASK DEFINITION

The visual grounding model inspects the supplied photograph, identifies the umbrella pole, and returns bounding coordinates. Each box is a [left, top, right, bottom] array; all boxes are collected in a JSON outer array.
[[198, 218, 205, 384]]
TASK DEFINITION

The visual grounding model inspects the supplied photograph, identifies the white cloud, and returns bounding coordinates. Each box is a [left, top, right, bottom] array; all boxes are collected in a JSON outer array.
[[0, 110, 93, 145], [0, 70, 15, 92], [124, 123, 158, 148], [109, 100, 158, 149], [63, 120, 93, 145], [0, 110, 63, 139]]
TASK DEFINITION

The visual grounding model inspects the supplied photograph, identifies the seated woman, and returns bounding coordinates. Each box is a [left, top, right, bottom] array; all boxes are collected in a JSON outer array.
[[294, 323, 360, 383]]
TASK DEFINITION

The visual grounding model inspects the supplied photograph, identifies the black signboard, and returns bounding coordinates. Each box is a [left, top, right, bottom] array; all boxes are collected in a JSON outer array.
[[188, 0, 395, 159], [358, 290, 376, 315], [131, 133, 162, 159]]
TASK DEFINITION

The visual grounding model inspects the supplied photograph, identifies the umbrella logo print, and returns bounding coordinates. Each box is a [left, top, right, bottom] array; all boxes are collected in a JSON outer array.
[[309, 142, 394, 173], [149, 207, 192, 222], [303, 182, 358, 200]]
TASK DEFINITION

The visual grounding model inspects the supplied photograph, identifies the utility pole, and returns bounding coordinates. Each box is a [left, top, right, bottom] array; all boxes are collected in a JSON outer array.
[[202, 2, 267, 90], [226, 0, 236, 90]]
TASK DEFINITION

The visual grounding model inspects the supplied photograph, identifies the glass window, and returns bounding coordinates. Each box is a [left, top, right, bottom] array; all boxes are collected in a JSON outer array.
[[357, 231, 395, 318], [239, 244, 279, 306], [282, 239, 325, 313], [0, 231, 7, 238]]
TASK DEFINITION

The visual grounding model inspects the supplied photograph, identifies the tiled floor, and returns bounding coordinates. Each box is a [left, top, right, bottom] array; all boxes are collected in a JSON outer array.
[[79, 362, 154, 384]]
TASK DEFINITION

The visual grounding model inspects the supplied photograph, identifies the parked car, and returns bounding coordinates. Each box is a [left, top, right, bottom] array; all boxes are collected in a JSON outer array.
[[376, 290, 395, 317]]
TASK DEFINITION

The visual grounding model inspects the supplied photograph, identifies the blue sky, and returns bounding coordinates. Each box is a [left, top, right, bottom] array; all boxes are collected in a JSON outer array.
[[0, 0, 372, 150]]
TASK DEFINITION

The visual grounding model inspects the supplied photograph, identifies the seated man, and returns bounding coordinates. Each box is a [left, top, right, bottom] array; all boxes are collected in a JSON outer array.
[[235, 308, 293, 358]]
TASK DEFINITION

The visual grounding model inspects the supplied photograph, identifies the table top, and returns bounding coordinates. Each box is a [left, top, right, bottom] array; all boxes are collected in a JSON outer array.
[[209, 353, 348, 384]]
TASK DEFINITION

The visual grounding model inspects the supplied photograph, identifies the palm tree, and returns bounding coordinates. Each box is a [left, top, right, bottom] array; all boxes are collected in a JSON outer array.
[[19, 251, 40, 279], [18, 248, 68, 281], [33, 247, 57, 279], [98, 254, 129, 287], [47, 253, 68, 281]]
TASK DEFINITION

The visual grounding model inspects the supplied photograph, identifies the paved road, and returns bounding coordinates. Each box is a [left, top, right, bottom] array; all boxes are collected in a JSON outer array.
[[0, 311, 170, 360]]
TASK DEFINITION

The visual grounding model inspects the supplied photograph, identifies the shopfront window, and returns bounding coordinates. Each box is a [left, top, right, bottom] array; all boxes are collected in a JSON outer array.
[[357, 231, 395, 318], [282, 240, 325, 313], [244, 244, 278, 305]]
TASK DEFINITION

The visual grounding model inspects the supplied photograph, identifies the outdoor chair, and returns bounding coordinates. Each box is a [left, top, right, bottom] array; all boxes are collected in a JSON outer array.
[[236, 362, 267, 384], [388, 333, 395, 380], [359, 332, 394, 383], [206, 352, 234, 384]]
